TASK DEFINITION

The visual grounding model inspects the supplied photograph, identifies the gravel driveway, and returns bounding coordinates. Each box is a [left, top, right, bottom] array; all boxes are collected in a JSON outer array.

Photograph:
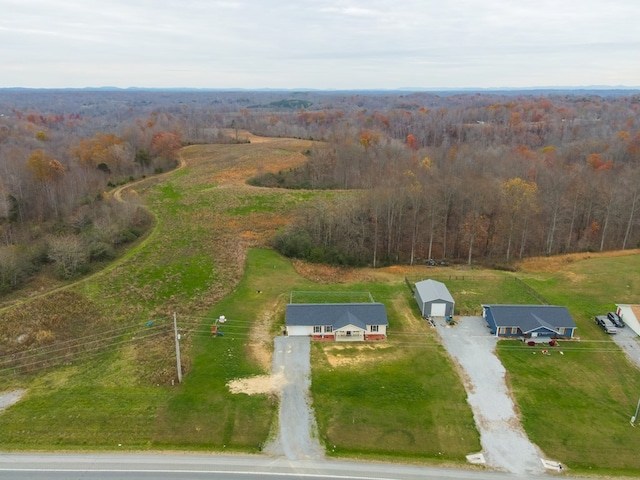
[[436, 317, 548, 475], [263, 336, 324, 460], [611, 325, 640, 369]]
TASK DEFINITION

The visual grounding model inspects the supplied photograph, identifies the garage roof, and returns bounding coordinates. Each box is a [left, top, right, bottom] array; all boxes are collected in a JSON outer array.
[[415, 279, 454, 303]]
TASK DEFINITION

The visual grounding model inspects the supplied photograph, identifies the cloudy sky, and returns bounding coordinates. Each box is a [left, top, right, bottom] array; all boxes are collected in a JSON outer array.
[[1, 0, 639, 89]]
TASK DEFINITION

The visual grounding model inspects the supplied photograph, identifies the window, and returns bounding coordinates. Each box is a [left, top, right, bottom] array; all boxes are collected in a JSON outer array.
[[325, 325, 333, 333], [370, 325, 379, 332], [557, 327, 565, 335], [313, 326, 322, 333]]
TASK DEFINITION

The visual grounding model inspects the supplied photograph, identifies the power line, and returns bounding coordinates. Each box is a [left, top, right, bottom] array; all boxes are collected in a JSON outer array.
[[0, 329, 169, 378], [0, 323, 171, 366], [0, 319, 172, 362]]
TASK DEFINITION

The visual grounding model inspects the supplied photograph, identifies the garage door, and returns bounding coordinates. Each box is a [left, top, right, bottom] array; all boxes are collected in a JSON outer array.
[[431, 303, 447, 316]]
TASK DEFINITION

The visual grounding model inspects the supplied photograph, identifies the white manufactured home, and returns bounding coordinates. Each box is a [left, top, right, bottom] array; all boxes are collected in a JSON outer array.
[[285, 303, 388, 342]]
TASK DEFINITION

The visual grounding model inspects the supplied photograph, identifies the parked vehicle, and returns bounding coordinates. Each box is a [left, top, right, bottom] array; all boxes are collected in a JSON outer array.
[[607, 311, 625, 328], [595, 315, 617, 334]]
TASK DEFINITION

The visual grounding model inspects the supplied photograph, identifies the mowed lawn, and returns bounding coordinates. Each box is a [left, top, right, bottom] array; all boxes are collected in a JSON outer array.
[[311, 304, 480, 462]]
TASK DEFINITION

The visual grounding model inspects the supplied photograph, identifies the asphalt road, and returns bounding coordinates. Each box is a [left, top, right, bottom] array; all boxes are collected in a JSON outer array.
[[0, 453, 580, 480]]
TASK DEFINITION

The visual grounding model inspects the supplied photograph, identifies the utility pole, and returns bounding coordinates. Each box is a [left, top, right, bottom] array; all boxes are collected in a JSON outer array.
[[631, 397, 640, 426], [174, 312, 182, 384]]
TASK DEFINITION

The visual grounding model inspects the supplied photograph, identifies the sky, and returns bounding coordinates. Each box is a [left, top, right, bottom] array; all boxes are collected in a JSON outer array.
[[1, 0, 639, 90]]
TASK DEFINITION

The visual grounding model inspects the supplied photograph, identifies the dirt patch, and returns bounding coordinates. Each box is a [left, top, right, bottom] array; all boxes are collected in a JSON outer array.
[[227, 373, 286, 396], [245, 298, 283, 371], [322, 343, 392, 368], [0, 389, 26, 413]]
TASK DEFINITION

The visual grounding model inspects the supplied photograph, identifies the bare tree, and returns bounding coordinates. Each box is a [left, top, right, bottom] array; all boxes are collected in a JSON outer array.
[[48, 235, 88, 279]]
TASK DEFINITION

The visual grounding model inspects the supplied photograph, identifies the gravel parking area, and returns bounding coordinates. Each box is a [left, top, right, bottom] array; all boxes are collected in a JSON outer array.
[[611, 326, 640, 369], [435, 317, 548, 475]]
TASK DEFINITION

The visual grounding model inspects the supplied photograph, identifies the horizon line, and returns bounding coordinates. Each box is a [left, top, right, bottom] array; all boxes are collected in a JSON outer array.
[[1, 85, 640, 93]]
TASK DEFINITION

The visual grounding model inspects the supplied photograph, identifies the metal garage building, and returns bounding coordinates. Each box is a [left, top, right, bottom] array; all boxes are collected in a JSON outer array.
[[414, 279, 455, 318]]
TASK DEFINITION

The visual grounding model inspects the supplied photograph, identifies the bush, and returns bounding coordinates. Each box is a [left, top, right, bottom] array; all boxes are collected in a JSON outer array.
[[273, 229, 313, 258], [87, 240, 116, 261], [274, 229, 364, 267]]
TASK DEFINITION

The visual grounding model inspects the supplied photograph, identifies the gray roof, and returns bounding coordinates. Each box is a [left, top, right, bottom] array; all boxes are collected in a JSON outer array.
[[286, 303, 388, 330], [483, 305, 577, 333], [415, 279, 454, 303]]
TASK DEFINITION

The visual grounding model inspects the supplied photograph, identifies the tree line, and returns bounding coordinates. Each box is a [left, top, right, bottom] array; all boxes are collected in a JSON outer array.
[[248, 93, 640, 266], [1, 89, 640, 289], [0, 95, 184, 291]]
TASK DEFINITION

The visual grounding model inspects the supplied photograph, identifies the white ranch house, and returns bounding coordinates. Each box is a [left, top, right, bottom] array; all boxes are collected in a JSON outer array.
[[285, 303, 388, 342]]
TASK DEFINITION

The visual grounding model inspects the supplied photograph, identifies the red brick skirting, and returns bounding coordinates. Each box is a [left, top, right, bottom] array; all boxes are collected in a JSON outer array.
[[312, 335, 336, 341], [364, 334, 387, 341], [310, 334, 386, 342]]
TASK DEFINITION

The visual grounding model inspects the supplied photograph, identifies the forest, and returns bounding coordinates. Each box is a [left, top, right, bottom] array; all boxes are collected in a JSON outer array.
[[1, 88, 640, 292]]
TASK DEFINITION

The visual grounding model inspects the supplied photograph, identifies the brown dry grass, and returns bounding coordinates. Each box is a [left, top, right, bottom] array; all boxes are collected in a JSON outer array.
[[245, 296, 284, 371], [290, 260, 446, 284], [516, 249, 640, 273], [323, 342, 394, 368]]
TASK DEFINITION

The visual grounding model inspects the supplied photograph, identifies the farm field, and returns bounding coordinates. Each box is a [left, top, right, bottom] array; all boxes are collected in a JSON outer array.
[[0, 134, 639, 476]]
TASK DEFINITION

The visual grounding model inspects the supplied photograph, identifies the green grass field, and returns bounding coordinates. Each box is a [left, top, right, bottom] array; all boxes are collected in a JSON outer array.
[[1, 137, 639, 475], [311, 306, 480, 462]]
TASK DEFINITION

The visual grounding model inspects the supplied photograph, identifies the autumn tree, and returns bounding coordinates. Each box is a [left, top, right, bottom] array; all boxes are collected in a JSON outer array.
[[502, 177, 538, 261], [74, 133, 130, 174], [25, 149, 65, 219], [151, 131, 181, 162]]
